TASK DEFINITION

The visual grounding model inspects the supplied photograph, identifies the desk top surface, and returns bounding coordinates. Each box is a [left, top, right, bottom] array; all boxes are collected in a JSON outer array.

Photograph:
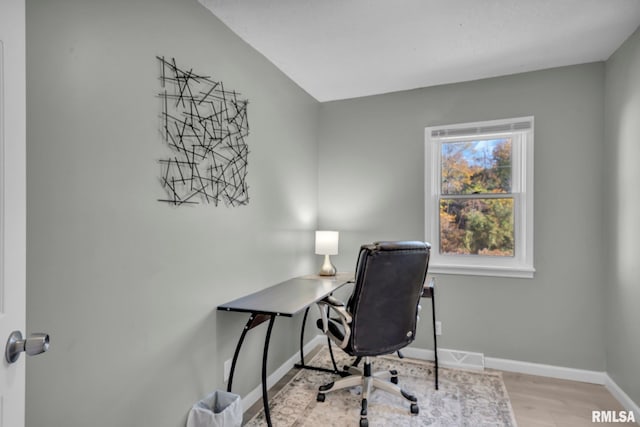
[[217, 273, 353, 317]]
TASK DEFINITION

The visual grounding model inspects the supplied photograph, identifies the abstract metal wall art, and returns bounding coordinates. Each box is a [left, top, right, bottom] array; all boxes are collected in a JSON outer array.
[[157, 56, 250, 206]]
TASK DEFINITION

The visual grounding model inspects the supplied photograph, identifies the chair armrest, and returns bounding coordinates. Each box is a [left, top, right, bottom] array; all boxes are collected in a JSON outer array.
[[317, 296, 352, 349], [323, 295, 345, 307], [317, 296, 352, 325]]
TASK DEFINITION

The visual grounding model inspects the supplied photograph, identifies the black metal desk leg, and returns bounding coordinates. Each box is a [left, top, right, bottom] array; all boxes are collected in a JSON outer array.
[[431, 288, 439, 390], [295, 305, 341, 375], [299, 307, 310, 365], [227, 314, 255, 393], [262, 315, 277, 427], [327, 336, 340, 372]]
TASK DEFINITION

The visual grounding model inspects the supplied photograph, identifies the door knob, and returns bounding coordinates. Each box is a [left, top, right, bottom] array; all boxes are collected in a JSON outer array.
[[5, 331, 50, 364]]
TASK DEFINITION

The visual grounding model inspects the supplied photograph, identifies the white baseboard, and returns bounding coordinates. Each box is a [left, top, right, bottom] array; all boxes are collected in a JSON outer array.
[[604, 374, 640, 421], [404, 348, 606, 385], [239, 337, 638, 422], [240, 335, 325, 411], [484, 356, 607, 385], [402, 346, 485, 371]]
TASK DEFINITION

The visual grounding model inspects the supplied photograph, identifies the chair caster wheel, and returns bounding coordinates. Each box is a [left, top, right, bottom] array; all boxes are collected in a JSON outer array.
[[410, 403, 419, 414], [316, 393, 325, 402], [359, 418, 369, 427], [391, 376, 398, 384]]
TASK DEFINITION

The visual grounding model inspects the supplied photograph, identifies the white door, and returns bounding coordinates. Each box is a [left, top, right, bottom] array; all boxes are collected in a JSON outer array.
[[0, 0, 27, 426]]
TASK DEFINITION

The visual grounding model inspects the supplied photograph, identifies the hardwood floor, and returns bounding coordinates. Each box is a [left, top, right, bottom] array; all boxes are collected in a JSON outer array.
[[243, 348, 633, 426], [502, 371, 629, 427]]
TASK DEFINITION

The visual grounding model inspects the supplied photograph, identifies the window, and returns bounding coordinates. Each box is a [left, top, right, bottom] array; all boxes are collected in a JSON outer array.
[[425, 117, 534, 278]]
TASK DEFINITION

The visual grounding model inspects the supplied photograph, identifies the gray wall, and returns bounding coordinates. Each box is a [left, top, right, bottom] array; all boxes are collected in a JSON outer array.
[[318, 64, 607, 371], [25, 0, 320, 426], [604, 26, 640, 406]]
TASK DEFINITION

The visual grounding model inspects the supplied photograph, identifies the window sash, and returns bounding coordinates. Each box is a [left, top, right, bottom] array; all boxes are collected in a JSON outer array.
[[440, 138, 513, 196], [438, 196, 515, 257], [439, 193, 513, 200]]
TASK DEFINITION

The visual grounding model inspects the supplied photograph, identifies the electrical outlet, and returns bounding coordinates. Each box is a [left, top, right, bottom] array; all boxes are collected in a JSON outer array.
[[435, 321, 442, 336], [224, 359, 232, 383]]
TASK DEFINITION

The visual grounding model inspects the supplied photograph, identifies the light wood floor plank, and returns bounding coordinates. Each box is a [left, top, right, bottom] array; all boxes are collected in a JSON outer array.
[[502, 371, 630, 427]]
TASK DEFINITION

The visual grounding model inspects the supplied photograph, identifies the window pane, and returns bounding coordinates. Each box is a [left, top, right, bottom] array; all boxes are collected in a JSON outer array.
[[439, 198, 514, 256], [441, 138, 512, 195]]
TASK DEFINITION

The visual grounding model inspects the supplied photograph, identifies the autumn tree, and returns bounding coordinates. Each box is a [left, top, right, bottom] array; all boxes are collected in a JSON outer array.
[[439, 139, 514, 256]]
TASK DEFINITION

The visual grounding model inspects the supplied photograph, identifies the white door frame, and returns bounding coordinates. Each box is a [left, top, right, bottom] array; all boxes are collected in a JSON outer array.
[[0, 0, 27, 426]]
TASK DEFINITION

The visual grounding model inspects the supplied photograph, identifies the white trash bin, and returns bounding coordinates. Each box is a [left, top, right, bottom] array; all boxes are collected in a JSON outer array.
[[186, 390, 242, 427]]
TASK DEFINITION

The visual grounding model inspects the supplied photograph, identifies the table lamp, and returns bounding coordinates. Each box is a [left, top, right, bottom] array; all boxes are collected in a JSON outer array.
[[315, 230, 339, 276]]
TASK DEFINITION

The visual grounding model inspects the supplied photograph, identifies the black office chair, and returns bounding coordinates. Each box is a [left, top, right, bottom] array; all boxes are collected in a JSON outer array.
[[316, 241, 431, 427]]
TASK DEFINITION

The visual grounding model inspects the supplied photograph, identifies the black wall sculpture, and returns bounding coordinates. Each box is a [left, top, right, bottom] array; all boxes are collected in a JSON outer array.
[[157, 56, 250, 206]]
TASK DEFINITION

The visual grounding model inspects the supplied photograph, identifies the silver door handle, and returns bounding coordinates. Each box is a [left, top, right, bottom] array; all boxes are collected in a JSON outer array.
[[5, 331, 50, 364]]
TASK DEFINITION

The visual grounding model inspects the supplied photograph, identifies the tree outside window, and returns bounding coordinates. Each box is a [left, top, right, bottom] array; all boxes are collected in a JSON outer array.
[[440, 138, 514, 256]]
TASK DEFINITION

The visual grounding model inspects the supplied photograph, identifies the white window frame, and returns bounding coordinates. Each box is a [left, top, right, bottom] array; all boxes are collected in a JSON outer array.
[[425, 117, 535, 278]]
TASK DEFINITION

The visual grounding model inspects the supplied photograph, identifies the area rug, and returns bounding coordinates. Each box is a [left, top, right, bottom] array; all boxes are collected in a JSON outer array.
[[245, 347, 517, 426]]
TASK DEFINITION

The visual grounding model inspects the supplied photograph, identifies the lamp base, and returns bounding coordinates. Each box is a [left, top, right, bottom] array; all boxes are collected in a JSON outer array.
[[318, 254, 337, 276]]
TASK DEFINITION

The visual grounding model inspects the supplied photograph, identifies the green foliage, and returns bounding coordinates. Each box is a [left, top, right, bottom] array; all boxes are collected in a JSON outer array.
[[439, 139, 514, 256]]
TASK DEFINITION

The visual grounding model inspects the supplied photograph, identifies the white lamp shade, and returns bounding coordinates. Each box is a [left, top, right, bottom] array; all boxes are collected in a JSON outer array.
[[315, 231, 339, 255]]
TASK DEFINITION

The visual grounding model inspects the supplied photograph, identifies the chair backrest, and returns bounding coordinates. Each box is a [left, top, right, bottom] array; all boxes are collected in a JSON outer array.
[[347, 241, 431, 357]]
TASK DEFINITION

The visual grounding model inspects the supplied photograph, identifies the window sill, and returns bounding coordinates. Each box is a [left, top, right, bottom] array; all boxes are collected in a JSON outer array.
[[429, 263, 535, 279]]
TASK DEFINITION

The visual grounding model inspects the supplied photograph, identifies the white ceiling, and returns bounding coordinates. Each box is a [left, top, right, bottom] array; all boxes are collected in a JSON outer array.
[[199, 0, 640, 102]]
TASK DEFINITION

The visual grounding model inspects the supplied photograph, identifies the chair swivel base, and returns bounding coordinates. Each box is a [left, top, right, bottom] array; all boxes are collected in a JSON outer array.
[[316, 360, 419, 426]]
